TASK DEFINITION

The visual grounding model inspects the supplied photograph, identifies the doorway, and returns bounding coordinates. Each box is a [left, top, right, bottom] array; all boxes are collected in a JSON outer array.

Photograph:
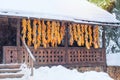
[[0, 18, 16, 63]]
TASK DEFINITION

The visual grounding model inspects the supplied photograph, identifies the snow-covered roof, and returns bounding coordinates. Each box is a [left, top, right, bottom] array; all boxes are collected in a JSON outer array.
[[0, 0, 120, 25]]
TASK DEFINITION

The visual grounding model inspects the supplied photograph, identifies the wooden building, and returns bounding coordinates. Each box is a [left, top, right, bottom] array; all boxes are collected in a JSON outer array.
[[0, 0, 120, 71]]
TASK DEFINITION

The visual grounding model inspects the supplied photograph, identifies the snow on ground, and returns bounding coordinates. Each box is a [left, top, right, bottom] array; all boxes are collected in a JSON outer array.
[[1, 65, 113, 80], [31, 65, 113, 80], [33, 65, 114, 80], [107, 53, 120, 66], [106, 39, 120, 66]]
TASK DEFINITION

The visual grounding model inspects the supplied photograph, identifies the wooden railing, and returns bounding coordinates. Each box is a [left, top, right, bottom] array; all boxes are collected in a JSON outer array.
[[3, 46, 106, 71], [22, 40, 36, 76]]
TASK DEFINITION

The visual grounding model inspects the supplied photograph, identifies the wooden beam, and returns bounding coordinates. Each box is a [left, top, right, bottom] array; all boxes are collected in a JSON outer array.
[[102, 27, 106, 48], [16, 18, 21, 63], [16, 19, 20, 46], [102, 27, 107, 72]]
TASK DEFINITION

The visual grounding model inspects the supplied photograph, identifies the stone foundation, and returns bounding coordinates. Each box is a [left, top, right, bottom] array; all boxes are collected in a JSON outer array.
[[67, 66, 104, 72], [107, 66, 120, 80]]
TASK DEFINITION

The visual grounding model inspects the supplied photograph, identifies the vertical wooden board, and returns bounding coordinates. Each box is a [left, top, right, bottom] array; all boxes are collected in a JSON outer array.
[[16, 18, 21, 46]]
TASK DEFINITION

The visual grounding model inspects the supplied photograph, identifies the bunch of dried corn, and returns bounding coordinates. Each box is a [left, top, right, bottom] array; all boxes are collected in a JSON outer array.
[[68, 24, 100, 49], [27, 19, 32, 46], [21, 19, 27, 41], [32, 19, 37, 50], [93, 25, 100, 48], [37, 20, 42, 48]]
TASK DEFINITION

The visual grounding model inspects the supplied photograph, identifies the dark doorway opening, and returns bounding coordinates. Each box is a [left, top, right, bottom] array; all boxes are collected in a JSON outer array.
[[0, 18, 16, 63]]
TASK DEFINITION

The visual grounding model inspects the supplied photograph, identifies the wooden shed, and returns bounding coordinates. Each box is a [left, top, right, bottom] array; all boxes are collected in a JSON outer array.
[[0, 0, 120, 71]]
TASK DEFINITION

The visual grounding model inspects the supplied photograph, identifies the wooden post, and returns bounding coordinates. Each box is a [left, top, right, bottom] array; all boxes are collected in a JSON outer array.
[[65, 24, 68, 47], [17, 18, 20, 46], [102, 27, 107, 72], [31, 59, 34, 76], [64, 22, 68, 64], [16, 18, 21, 63], [102, 27, 106, 48], [25, 50, 28, 65]]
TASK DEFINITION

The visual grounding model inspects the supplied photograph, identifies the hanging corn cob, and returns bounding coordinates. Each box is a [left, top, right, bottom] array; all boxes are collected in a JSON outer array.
[[88, 25, 92, 47], [81, 24, 85, 46], [46, 21, 51, 45], [32, 19, 37, 50], [54, 21, 58, 47], [77, 24, 82, 46], [41, 20, 47, 48], [85, 25, 90, 49], [69, 24, 74, 46], [37, 20, 42, 48], [51, 21, 55, 47], [57, 21, 61, 45], [27, 19, 32, 46], [22, 19, 103, 49], [73, 24, 77, 41], [21, 18, 27, 41], [93, 25, 100, 48]]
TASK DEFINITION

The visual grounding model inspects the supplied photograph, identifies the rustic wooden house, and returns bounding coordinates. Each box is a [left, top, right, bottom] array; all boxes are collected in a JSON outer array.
[[0, 0, 120, 72]]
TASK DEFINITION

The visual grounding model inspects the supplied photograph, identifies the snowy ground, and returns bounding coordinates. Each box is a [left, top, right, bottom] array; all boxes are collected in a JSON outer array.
[[29, 65, 113, 80], [1, 65, 114, 80], [106, 39, 120, 66], [107, 53, 120, 66]]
